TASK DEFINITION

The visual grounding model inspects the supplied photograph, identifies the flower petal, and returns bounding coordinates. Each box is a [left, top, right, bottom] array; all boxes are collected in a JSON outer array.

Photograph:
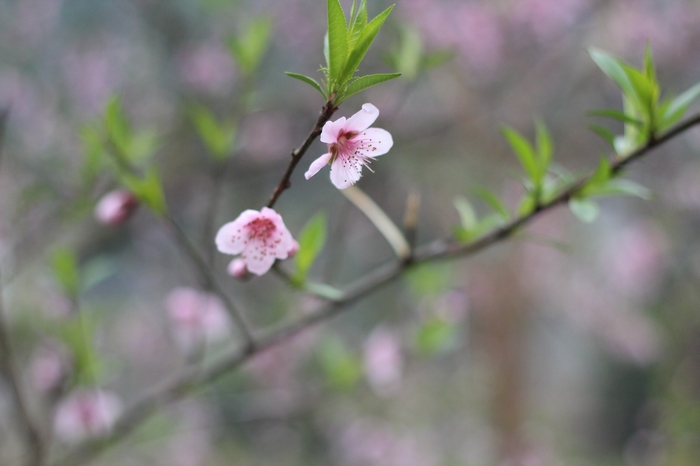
[[244, 237, 277, 275], [215, 210, 259, 255], [305, 152, 332, 179], [320, 117, 346, 144], [330, 156, 363, 189], [345, 103, 379, 133], [353, 128, 393, 157]]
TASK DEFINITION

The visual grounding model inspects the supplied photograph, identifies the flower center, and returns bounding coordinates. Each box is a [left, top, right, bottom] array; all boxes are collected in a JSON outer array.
[[247, 218, 276, 240]]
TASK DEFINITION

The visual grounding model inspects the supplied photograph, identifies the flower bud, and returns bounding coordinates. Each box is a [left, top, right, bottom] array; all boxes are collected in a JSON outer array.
[[53, 389, 122, 443], [227, 258, 248, 279], [287, 240, 300, 258], [94, 190, 139, 226]]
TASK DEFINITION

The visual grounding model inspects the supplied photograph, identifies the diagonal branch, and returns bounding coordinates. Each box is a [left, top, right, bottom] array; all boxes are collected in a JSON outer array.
[[266, 100, 337, 209], [52, 113, 700, 466]]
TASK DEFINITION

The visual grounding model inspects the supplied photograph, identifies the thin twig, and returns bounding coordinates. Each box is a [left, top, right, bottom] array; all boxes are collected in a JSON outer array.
[[53, 114, 700, 466], [266, 100, 337, 209]]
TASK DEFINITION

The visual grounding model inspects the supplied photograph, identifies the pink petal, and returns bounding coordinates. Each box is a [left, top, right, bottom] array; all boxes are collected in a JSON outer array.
[[320, 117, 347, 144], [353, 128, 393, 157], [215, 210, 259, 255], [330, 157, 363, 189], [305, 152, 332, 179], [245, 250, 277, 276], [345, 103, 379, 133]]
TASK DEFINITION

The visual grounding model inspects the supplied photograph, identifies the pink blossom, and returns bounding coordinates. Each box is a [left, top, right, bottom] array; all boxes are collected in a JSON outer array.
[[166, 287, 232, 354], [94, 190, 139, 226], [215, 207, 296, 276], [363, 327, 404, 396], [176, 42, 236, 95], [53, 389, 122, 442], [305, 103, 393, 189], [30, 344, 71, 394]]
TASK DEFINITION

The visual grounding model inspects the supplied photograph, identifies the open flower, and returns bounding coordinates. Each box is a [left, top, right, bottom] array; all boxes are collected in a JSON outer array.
[[215, 207, 296, 276], [305, 103, 393, 189], [166, 287, 232, 354], [53, 389, 122, 443]]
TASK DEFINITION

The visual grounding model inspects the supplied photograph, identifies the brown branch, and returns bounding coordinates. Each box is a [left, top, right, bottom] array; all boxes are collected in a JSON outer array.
[[266, 100, 337, 209], [52, 113, 700, 466]]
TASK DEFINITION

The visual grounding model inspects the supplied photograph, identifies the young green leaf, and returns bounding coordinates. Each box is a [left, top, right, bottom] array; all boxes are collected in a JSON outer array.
[[337, 73, 401, 104], [473, 188, 510, 221], [228, 17, 272, 76], [502, 127, 540, 184], [327, 0, 349, 82], [120, 167, 166, 216], [189, 104, 236, 160], [453, 196, 477, 230], [415, 318, 459, 355], [588, 109, 644, 127], [661, 82, 700, 129], [584, 178, 651, 200], [51, 248, 80, 298], [347, 0, 368, 50], [589, 124, 616, 148], [535, 120, 553, 169], [293, 213, 327, 284], [569, 198, 600, 223], [390, 25, 423, 81], [340, 4, 395, 83], [589, 48, 636, 99], [317, 336, 362, 390], [284, 72, 326, 98]]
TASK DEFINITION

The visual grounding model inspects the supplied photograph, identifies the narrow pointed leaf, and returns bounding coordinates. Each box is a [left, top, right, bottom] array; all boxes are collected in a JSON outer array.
[[340, 4, 394, 82], [502, 127, 540, 183], [662, 82, 700, 128], [293, 213, 327, 284], [535, 120, 553, 169], [453, 196, 476, 230], [337, 73, 400, 103], [589, 48, 636, 99], [589, 124, 616, 148], [473, 188, 510, 220], [327, 0, 348, 81], [285, 72, 326, 97], [588, 109, 644, 127]]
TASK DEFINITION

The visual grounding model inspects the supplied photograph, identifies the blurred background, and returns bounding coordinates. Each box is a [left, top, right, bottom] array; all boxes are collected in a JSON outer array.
[[1, 0, 700, 465]]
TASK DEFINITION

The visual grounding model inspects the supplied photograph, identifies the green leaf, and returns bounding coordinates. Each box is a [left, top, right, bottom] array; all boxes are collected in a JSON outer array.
[[405, 263, 452, 297], [473, 188, 510, 221], [80, 124, 106, 181], [127, 130, 160, 164], [228, 17, 272, 76], [415, 318, 459, 355], [121, 168, 166, 216], [317, 337, 362, 390], [661, 82, 700, 128], [284, 72, 326, 97], [589, 156, 611, 186], [589, 48, 636, 99], [340, 4, 394, 83], [535, 120, 553, 169], [51, 248, 80, 298], [589, 124, 616, 148], [453, 196, 476, 230], [569, 198, 599, 223], [588, 109, 644, 127], [348, 0, 368, 50], [189, 104, 236, 160], [391, 25, 423, 81], [643, 42, 656, 82], [337, 73, 401, 103], [327, 0, 348, 82], [293, 213, 327, 284], [104, 95, 130, 152], [502, 127, 540, 184], [585, 179, 651, 200]]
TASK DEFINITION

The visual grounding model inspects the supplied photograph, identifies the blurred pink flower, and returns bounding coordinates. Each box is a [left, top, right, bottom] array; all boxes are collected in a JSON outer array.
[[305, 103, 393, 189], [94, 190, 139, 226], [53, 389, 122, 443], [166, 287, 232, 354], [363, 327, 404, 396], [30, 343, 71, 394], [176, 42, 236, 95], [215, 207, 296, 276]]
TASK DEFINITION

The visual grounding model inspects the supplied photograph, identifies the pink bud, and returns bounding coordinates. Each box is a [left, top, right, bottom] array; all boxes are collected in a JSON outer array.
[[227, 258, 248, 278], [287, 240, 300, 258], [94, 190, 139, 226]]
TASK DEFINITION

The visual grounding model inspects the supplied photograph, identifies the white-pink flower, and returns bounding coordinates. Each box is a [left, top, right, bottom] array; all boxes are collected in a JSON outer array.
[[305, 103, 393, 189], [53, 389, 122, 443], [215, 207, 296, 276], [166, 287, 232, 353]]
